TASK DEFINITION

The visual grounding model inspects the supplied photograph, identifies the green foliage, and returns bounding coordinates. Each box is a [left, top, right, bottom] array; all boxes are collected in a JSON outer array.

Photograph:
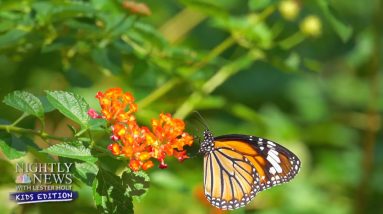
[[93, 168, 150, 214], [3, 91, 44, 120], [42, 141, 97, 163], [0, 90, 150, 213], [0, 0, 382, 213], [46, 91, 90, 127], [248, 0, 272, 11], [316, 0, 353, 42], [0, 131, 39, 160], [74, 162, 98, 186]]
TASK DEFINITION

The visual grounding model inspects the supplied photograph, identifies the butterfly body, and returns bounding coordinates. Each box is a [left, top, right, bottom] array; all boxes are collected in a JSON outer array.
[[200, 130, 301, 210]]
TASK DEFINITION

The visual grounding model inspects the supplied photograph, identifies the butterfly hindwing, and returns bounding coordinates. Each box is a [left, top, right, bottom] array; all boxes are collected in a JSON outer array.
[[203, 149, 260, 210]]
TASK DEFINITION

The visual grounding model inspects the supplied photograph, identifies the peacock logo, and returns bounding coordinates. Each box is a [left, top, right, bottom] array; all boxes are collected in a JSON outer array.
[[15, 174, 32, 184]]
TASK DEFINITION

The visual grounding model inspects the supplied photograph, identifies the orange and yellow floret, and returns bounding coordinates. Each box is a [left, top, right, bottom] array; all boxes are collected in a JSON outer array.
[[90, 88, 193, 171]]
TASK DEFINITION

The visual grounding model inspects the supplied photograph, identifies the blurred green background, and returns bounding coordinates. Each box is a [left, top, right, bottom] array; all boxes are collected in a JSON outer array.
[[0, 0, 382, 213]]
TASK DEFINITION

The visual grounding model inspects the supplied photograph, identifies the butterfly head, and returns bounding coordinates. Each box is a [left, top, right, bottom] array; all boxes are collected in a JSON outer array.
[[199, 130, 215, 154]]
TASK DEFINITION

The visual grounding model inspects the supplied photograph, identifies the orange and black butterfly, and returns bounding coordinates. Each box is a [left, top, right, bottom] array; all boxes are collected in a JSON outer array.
[[199, 129, 301, 210]]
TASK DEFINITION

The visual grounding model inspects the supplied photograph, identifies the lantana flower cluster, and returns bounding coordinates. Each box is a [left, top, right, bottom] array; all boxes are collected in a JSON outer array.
[[89, 88, 193, 171]]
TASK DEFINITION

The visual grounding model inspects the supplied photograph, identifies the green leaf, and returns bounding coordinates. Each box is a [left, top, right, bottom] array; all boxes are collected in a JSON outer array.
[[3, 91, 44, 120], [32, 1, 96, 23], [316, 0, 352, 42], [129, 22, 167, 49], [0, 159, 15, 185], [38, 96, 56, 113], [121, 169, 150, 200], [0, 30, 28, 49], [74, 162, 98, 186], [0, 131, 39, 160], [93, 168, 134, 214], [46, 91, 90, 127], [42, 142, 97, 163], [248, 0, 271, 11]]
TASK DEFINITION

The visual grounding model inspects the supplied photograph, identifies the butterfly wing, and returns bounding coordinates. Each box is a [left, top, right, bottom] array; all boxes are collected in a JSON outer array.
[[203, 149, 260, 210], [214, 134, 301, 191], [203, 134, 301, 210]]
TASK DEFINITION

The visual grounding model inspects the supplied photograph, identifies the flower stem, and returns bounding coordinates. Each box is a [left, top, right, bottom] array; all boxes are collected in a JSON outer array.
[[138, 37, 236, 109], [279, 31, 306, 49], [194, 37, 236, 69], [88, 129, 95, 149], [174, 49, 264, 119], [137, 78, 181, 109], [0, 124, 71, 142]]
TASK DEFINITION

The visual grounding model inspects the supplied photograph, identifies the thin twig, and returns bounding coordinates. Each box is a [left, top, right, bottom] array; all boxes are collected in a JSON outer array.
[[0, 125, 72, 142]]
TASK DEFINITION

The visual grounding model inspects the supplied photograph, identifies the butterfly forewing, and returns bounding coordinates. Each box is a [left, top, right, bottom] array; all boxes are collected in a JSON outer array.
[[214, 134, 301, 191]]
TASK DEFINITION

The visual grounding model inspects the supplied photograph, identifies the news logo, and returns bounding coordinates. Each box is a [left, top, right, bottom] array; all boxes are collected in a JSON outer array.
[[10, 162, 78, 204]]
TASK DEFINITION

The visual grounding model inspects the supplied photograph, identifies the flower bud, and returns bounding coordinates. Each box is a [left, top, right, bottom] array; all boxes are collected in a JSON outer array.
[[108, 143, 121, 155], [159, 159, 168, 169], [300, 15, 322, 37], [279, 0, 300, 21], [129, 159, 141, 171], [142, 161, 154, 170], [87, 108, 102, 119]]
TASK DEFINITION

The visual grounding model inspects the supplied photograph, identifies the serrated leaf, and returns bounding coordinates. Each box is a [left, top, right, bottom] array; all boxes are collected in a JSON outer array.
[[38, 96, 56, 113], [42, 142, 97, 163], [74, 162, 98, 186], [46, 91, 90, 127], [121, 169, 150, 200], [3, 91, 44, 119], [93, 168, 134, 214]]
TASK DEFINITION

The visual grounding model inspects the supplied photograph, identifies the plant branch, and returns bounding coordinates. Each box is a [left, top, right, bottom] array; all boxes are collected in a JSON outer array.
[[137, 36, 236, 109], [137, 78, 181, 109], [0, 125, 73, 142], [174, 49, 265, 119]]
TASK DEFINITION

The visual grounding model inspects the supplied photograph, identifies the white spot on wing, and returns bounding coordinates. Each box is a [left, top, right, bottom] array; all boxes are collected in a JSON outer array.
[[268, 149, 281, 163], [267, 155, 283, 173], [267, 140, 276, 146], [269, 167, 277, 175]]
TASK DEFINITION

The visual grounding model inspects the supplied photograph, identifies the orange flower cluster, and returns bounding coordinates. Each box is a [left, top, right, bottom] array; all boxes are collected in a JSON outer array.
[[91, 88, 193, 171]]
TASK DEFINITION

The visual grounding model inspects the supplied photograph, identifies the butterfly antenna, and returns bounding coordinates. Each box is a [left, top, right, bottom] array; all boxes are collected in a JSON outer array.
[[192, 111, 210, 131], [187, 135, 201, 159]]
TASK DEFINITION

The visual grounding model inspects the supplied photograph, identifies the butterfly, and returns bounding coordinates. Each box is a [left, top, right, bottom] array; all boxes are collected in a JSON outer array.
[[199, 129, 301, 210]]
